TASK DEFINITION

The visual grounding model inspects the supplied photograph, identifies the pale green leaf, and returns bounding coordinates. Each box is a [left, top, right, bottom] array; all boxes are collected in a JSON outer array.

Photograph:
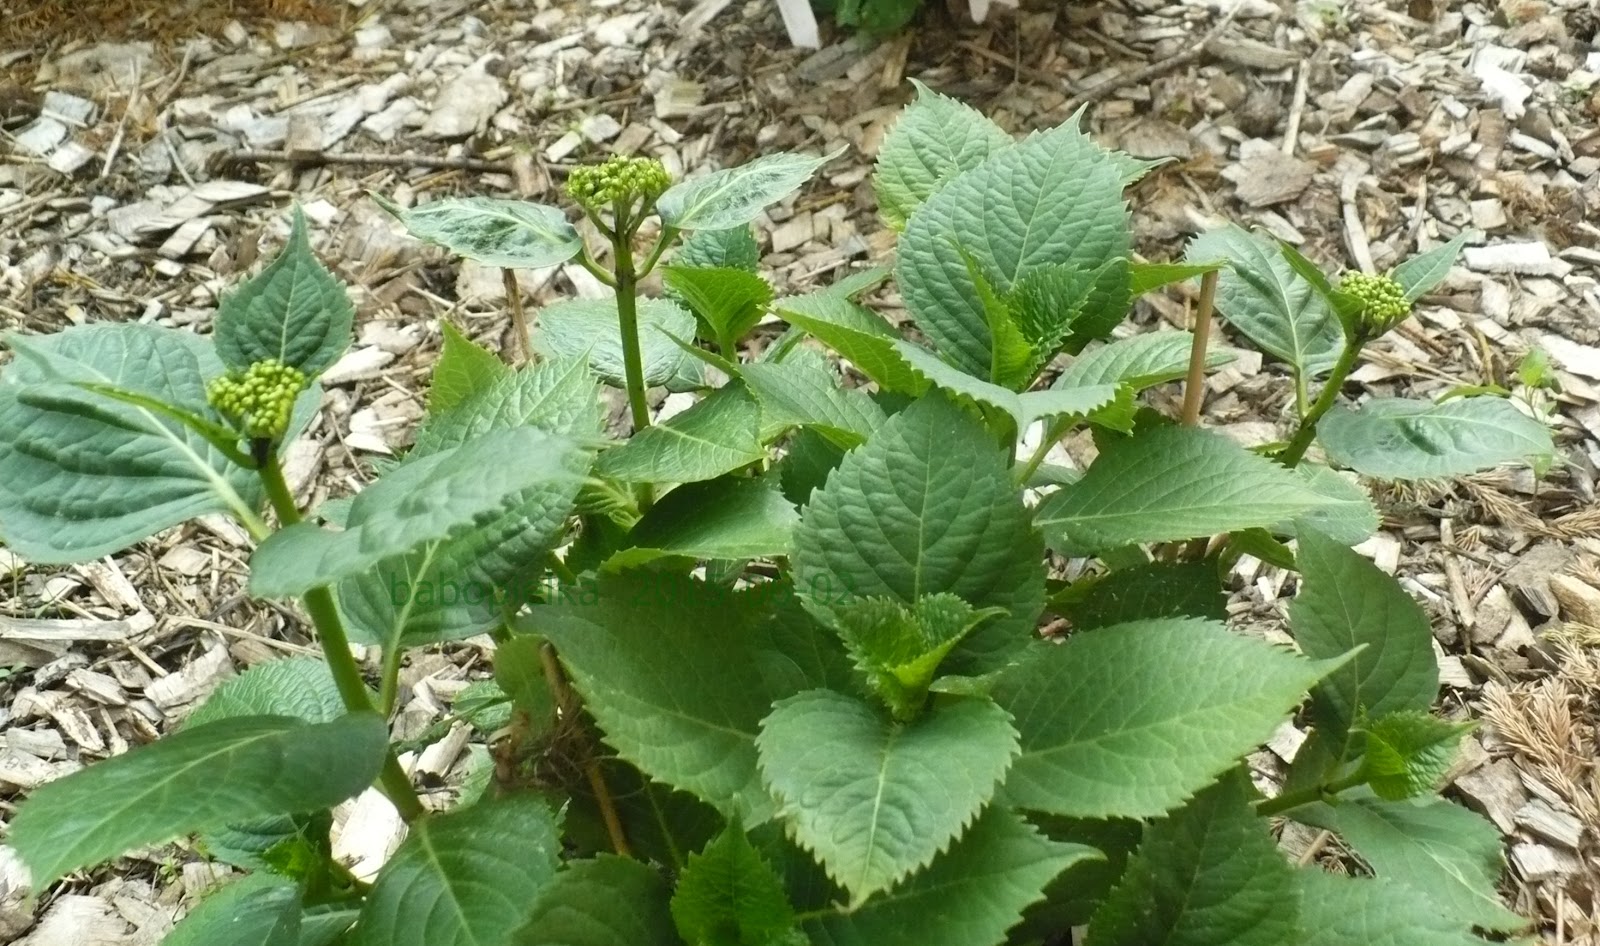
[[790, 392, 1046, 675], [873, 79, 1013, 230], [1358, 710, 1473, 800], [1127, 260, 1223, 297], [673, 225, 762, 271], [805, 808, 1095, 946], [742, 348, 887, 449], [1087, 769, 1297, 946], [662, 265, 774, 350], [773, 291, 928, 395], [756, 689, 1018, 904], [1276, 463, 1380, 545], [898, 118, 1132, 376], [374, 194, 583, 269], [0, 325, 262, 563], [165, 874, 301, 946], [1294, 870, 1506, 946], [352, 795, 563, 946], [251, 427, 587, 598], [185, 657, 345, 728], [1294, 795, 1526, 933], [1055, 331, 1233, 391], [671, 826, 796, 946], [9, 713, 388, 886], [427, 321, 508, 416], [1034, 425, 1324, 556], [514, 856, 677, 946], [658, 151, 836, 231], [607, 474, 798, 569], [215, 207, 354, 376], [1391, 231, 1475, 303], [1317, 396, 1554, 480], [1291, 527, 1438, 755], [597, 384, 766, 484], [993, 618, 1344, 818], [1187, 224, 1342, 377], [533, 296, 702, 390]]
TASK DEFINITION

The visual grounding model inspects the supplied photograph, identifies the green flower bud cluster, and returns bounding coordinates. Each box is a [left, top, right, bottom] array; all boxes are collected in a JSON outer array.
[[207, 359, 307, 439], [1338, 271, 1411, 334], [565, 155, 672, 212]]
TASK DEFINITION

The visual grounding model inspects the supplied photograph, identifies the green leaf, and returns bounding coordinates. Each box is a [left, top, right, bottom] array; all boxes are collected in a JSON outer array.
[[1390, 230, 1475, 303], [1358, 710, 1473, 800], [9, 713, 388, 886], [658, 151, 836, 231], [494, 634, 555, 720], [597, 384, 766, 484], [0, 325, 262, 563], [1187, 224, 1342, 377], [671, 825, 797, 946], [513, 856, 678, 946], [1317, 396, 1554, 480], [873, 79, 1013, 230], [1294, 795, 1526, 933], [428, 321, 509, 416], [773, 291, 928, 395], [164, 874, 301, 946], [1054, 560, 1227, 630], [1127, 260, 1223, 297], [1278, 463, 1380, 545], [1056, 331, 1232, 391], [534, 296, 701, 390], [993, 617, 1345, 818], [1012, 816, 1142, 935], [251, 427, 587, 598], [1034, 425, 1324, 556], [352, 795, 563, 946], [791, 393, 1045, 675], [341, 359, 597, 647], [673, 225, 762, 271], [533, 574, 843, 820], [214, 207, 354, 377], [1294, 869, 1506, 946], [663, 265, 775, 351], [756, 689, 1018, 905], [609, 475, 798, 569], [300, 904, 361, 946], [832, 594, 1005, 720], [897, 116, 1132, 377], [1087, 769, 1298, 946], [453, 679, 514, 734], [374, 194, 583, 269], [1014, 258, 1131, 355], [893, 339, 1122, 431], [1291, 527, 1438, 755], [185, 657, 345, 728], [804, 808, 1095, 946], [741, 349, 886, 449]]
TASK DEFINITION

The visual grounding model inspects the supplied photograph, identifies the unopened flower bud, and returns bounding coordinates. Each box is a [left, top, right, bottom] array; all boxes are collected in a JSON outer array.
[[1338, 272, 1411, 335], [206, 359, 307, 440]]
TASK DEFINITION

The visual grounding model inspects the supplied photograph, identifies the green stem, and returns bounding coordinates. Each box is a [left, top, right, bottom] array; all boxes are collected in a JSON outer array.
[[1014, 416, 1071, 487], [1255, 768, 1366, 818], [1278, 340, 1363, 469], [258, 447, 426, 823], [612, 231, 652, 433], [635, 225, 680, 279], [575, 249, 618, 289]]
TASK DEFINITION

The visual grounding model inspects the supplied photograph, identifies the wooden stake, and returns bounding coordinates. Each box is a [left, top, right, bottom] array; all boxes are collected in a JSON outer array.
[[1181, 269, 1220, 426]]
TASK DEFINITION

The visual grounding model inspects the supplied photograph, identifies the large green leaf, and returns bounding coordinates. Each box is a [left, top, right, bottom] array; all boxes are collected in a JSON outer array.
[[672, 225, 761, 271], [608, 475, 798, 569], [352, 795, 563, 946], [165, 874, 301, 946], [1054, 560, 1227, 630], [773, 291, 928, 395], [339, 359, 597, 647], [514, 856, 678, 946], [532, 573, 846, 821], [1294, 870, 1504, 946], [0, 325, 262, 563], [897, 115, 1132, 376], [251, 426, 587, 598], [1087, 770, 1297, 946], [662, 265, 774, 351], [1317, 396, 1554, 480], [1187, 224, 1342, 378], [756, 690, 1017, 904], [597, 384, 766, 484], [9, 713, 388, 886], [670, 825, 797, 946], [741, 348, 886, 449], [892, 339, 1123, 431], [657, 151, 835, 231], [533, 296, 701, 390], [1294, 795, 1526, 933], [1055, 331, 1232, 391], [791, 392, 1045, 675], [805, 808, 1095, 946], [374, 194, 583, 269], [873, 79, 1013, 231], [1278, 462, 1380, 545], [185, 657, 345, 728], [1290, 528, 1437, 757], [993, 618, 1344, 818], [1034, 425, 1324, 556], [427, 321, 509, 417], [214, 207, 354, 377], [300, 904, 361, 946]]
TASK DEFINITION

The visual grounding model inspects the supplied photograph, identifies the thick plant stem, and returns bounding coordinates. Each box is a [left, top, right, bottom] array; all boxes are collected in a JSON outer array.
[[539, 641, 632, 858], [1180, 270, 1219, 426], [501, 268, 530, 366], [1015, 416, 1071, 487], [1255, 769, 1366, 817], [258, 447, 426, 823], [1277, 340, 1363, 469], [611, 233, 652, 434]]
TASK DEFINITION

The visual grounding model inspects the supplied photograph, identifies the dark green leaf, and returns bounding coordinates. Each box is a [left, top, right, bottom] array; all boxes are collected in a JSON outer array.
[[165, 874, 301, 946], [1127, 260, 1223, 297], [663, 265, 774, 350], [1390, 231, 1475, 303], [1187, 224, 1341, 377], [671, 826, 797, 946], [1294, 870, 1501, 946], [597, 384, 766, 484], [742, 349, 886, 449], [873, 79, 1013, 230], [1054, 560, 1227, 630], [514, 856, 678, 946], [774, 291, 928, 395], [608, 475, 798, 568]]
